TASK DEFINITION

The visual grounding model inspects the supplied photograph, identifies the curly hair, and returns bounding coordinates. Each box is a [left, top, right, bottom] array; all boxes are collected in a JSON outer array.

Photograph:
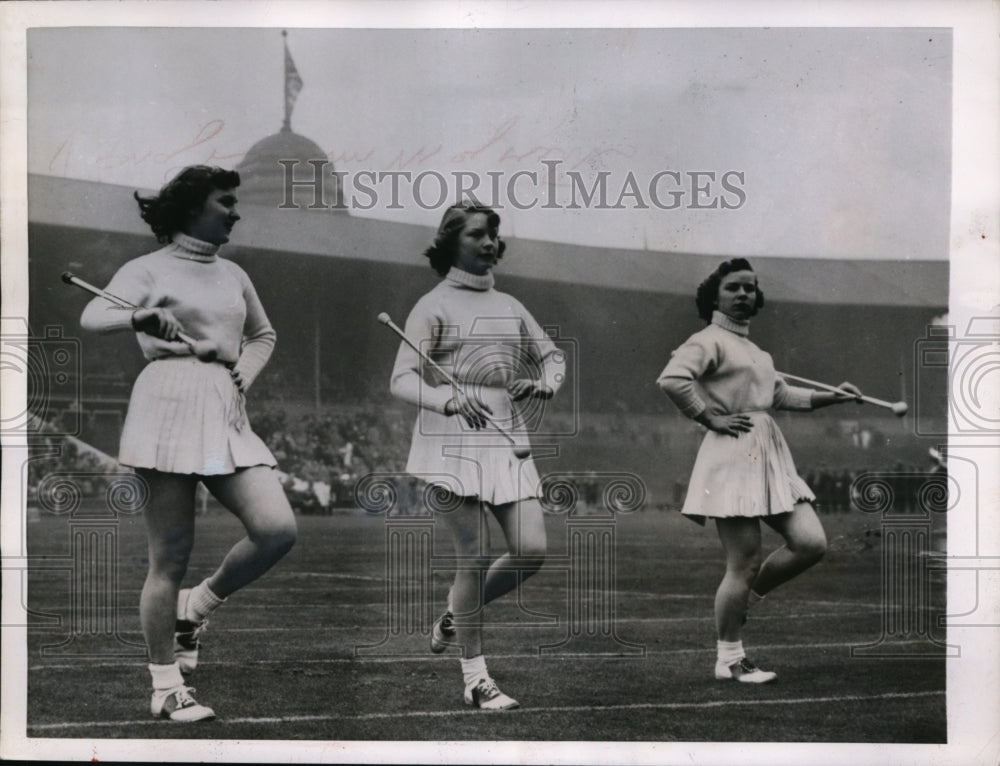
[[695, 257, 765, 322], [134, 166, 241, 243], [423, 203, 506, 276]]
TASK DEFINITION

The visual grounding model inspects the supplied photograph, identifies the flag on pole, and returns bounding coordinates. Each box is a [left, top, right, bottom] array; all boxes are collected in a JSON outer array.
[[284, 36, 304, 129]]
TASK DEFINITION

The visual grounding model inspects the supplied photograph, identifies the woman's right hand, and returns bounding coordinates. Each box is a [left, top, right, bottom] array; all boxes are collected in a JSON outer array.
[[131, 307, 183, 341], [700, 411, 753, 437], [445, 390, 493, 429]]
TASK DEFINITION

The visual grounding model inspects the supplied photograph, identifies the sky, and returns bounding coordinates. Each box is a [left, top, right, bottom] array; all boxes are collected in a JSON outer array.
[[25, 25, 952, 260]]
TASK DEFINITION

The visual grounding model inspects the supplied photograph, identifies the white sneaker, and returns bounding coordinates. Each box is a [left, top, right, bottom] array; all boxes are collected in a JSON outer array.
[[150, 685, 216, 722], [464, 677, 520, 710], [714, 657, 777, 684]]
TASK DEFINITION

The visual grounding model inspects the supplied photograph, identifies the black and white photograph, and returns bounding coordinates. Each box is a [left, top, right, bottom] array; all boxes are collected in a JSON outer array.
[[1, 1, 997, 764]]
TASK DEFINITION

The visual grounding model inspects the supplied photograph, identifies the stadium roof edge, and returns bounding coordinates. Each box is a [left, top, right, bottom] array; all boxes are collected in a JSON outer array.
[[28, 173, 946, 306]]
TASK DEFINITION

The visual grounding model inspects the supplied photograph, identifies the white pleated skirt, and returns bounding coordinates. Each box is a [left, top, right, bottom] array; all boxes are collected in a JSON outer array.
[[119, 357, 276, 475], [681, 411, 814, 520], [405, 386, 539, 506]]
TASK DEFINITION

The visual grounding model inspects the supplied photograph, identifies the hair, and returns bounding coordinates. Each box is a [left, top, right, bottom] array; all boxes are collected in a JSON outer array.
[[695, 257, 765, 322], [134, 165, 241, 243], [423, 203, 506, 276]]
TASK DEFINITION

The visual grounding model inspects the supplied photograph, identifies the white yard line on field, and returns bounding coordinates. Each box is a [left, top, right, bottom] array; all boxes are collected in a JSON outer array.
[[27, 689, 945, 731], [28, 636, 943, 671]]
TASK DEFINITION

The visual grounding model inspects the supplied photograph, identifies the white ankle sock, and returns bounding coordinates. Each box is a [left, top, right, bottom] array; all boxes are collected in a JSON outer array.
[[149, 662, 185, 691], [717, 640, 745, 666], [183, 580, 225, 622], [461, 655, 488, 687]]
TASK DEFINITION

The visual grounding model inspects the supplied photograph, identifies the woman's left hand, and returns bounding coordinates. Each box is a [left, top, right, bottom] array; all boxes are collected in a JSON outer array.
[[508, 378, 553, 401], [230, 367, 246, 393]]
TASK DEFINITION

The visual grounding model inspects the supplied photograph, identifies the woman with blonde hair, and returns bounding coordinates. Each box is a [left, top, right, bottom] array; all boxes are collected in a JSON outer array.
[[390, 203, 565, 710]]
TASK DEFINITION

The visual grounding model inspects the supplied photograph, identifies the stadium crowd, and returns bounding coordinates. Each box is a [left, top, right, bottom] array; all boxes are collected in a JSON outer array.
[[27, 403, 945, 516]]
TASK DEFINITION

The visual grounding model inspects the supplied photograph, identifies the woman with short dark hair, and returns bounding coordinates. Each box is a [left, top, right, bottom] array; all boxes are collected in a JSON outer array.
[[657, 258, 861, 683], [81, 165, 296, 721]]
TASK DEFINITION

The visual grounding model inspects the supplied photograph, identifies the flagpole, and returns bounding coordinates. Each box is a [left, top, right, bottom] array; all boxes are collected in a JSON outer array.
[[282, 30, 304, 133], [282, 30, 292, 131]]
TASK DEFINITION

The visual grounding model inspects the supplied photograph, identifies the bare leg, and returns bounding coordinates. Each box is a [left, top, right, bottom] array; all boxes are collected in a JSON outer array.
[[714, 517, 763, 642], [482, 498, 547, 605], [200, 466, 297, 598], [137, 469, 199, 664], [434, 494, 490, 658], [752, 503, 827, 597]]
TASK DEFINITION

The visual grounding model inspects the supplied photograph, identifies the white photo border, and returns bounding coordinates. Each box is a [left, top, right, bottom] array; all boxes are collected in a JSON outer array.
[[2, 1, 998, 764]]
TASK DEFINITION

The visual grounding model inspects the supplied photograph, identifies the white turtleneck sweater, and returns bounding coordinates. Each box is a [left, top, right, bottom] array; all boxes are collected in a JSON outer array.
[[657, 310, 813, 418], [79, 233, 276, 389], [390, 267, 566, 413]]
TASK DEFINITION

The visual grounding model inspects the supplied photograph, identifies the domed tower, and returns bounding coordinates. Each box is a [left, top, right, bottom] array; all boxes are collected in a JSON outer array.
[[236, 31, 347, 211]]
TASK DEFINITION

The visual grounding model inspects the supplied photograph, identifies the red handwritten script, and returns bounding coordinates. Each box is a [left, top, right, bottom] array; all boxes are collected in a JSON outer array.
[[46, 115, 635, 181]]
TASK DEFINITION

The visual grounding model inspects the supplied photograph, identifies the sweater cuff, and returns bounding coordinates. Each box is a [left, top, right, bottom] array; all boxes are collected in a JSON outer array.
[[678, 399, 707, 419], [542, 359, 566, 395], [418, 384, 455, 414], [780, 385, 815, 411], [104, 309, 140, 333], [657, 375, 706, 419]]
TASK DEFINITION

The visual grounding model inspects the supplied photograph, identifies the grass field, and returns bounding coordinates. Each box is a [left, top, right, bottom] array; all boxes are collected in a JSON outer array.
[[23, 497, 947, 743]]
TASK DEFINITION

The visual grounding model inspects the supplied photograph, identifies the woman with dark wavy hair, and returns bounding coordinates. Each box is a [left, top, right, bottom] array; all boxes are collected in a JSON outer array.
[[80, 165, 296, 722], [657, 258, 861, 684], [390, 203, 565, 710]]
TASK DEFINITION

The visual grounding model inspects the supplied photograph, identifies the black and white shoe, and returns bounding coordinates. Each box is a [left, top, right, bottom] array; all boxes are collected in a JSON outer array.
[[714, 657, 777, 684], [150, 685, 216, 722], [430, 611, 456, 654], [175, 588, 209, 674], [464, 677, 520, 710], [174, 618, 209, 674]]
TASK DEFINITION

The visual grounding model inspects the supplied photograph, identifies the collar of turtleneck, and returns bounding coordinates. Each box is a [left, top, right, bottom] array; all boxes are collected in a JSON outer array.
[[445, 267, 495, 291], [711, 310, 750, 337], [170, 232, 221, 262]]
